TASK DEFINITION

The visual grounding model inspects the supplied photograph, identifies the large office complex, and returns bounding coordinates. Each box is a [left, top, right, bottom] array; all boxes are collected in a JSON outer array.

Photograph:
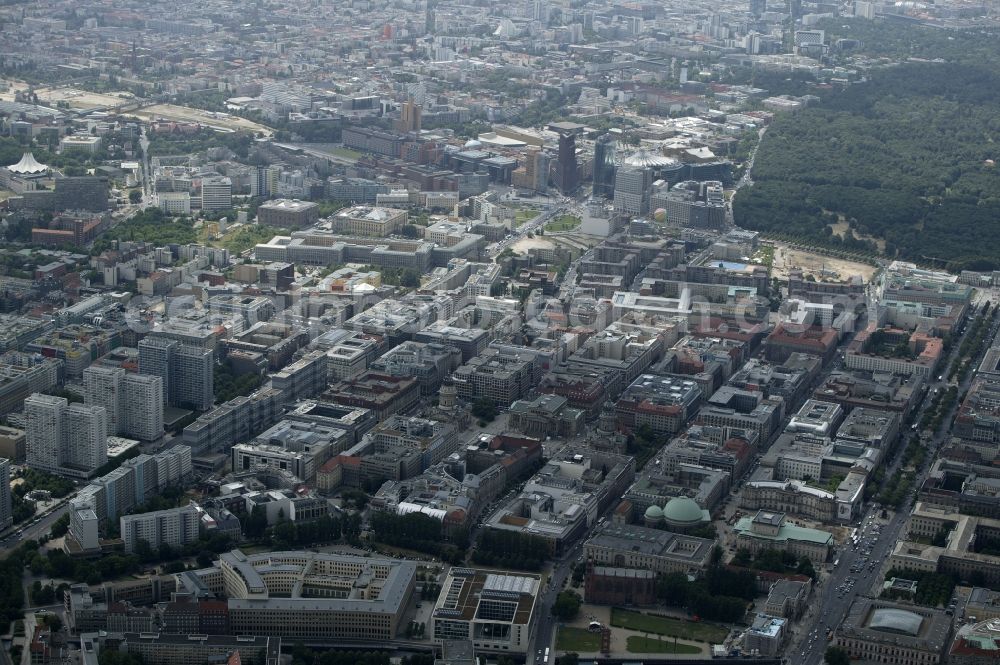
[[431, 568, 540, 655], [231, 419, 347, 483], [177, 550, 415, 642], [332, 206, 407, 237]]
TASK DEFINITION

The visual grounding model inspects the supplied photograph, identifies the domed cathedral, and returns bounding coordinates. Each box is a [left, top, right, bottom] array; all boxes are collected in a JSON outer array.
[[421, 375, 471, 431], [438, 375, 457, 410], [588, 402, 628, 453], [643, 496, 711, 534]]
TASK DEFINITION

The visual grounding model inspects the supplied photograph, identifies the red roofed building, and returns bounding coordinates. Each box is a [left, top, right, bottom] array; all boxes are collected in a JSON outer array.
[[764, 322, 839, 365], [317, 454, 361, 494], [844, 323, 943, 378], [949, 621, 1000, 665]]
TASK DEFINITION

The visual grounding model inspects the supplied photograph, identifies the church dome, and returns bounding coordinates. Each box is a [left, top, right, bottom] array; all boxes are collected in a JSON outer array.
[[663, 496, 706, 526]]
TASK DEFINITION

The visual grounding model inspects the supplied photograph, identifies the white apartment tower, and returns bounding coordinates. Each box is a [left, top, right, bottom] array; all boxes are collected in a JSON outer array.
[[139, 337, 214, 412], [24, 393, 66, 475], [24, 393, 107, 478], [83, 366, 125, 436], [84, 368, 164, 441], [122, 374, 164, 441], [63, 404, 108, 474]]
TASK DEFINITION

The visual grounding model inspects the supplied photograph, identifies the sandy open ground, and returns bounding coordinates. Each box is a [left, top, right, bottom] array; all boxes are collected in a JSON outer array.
[[36, 87, 130, 110], [0, 82, 129, 110], [511, 236, 557, 253], [2, 80, 271, 135], [771, 243, 877, 283], [126, 104, 273, 135], [0, 79, 29, 100]]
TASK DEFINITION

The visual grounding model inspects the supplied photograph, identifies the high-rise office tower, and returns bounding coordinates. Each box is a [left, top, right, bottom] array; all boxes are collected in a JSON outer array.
[[200, 176, 232, 211], [551, 122, 584, 195], [557, 132, 579, 194], [83, 366, 125, 436], [512, 149, 551, 194], [0, 458, 11, 531], [63, 404, 108, 474], [425, 0, 435, 33], [525, 149, 551, 192], [252, 165, 279, 198], [139, 337, 214, 412], [24, 393, 65, 475], [593, 134, 617, 199], [123, 374, 165, 441], [396, 99, 422, 133], [613, 166, 653, 216]]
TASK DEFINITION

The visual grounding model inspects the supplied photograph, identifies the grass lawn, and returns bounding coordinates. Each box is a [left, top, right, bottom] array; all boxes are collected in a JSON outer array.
[[546, 214, 581, 232], [328, 146, 362, 160], [515, 208, 539, 227], [626, 636, 701, 654], [555, 626, 602, 652], [207, 223, 287, 254], [611, 608, 728, 643]]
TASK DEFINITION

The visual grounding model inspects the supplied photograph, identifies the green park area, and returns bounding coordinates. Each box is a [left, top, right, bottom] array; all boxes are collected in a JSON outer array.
[[209, 223, 286, 254], [626, 636, 701, 654], [515, 208, 539, 227], [555, 627, 602, 653], [545, 214, 581, 232], [611, 608, 728, 643]]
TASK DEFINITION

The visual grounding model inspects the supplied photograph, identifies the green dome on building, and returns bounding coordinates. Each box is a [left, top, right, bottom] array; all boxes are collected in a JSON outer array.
[[644, 504, 664, 521], [662, 496, 708, 528]]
